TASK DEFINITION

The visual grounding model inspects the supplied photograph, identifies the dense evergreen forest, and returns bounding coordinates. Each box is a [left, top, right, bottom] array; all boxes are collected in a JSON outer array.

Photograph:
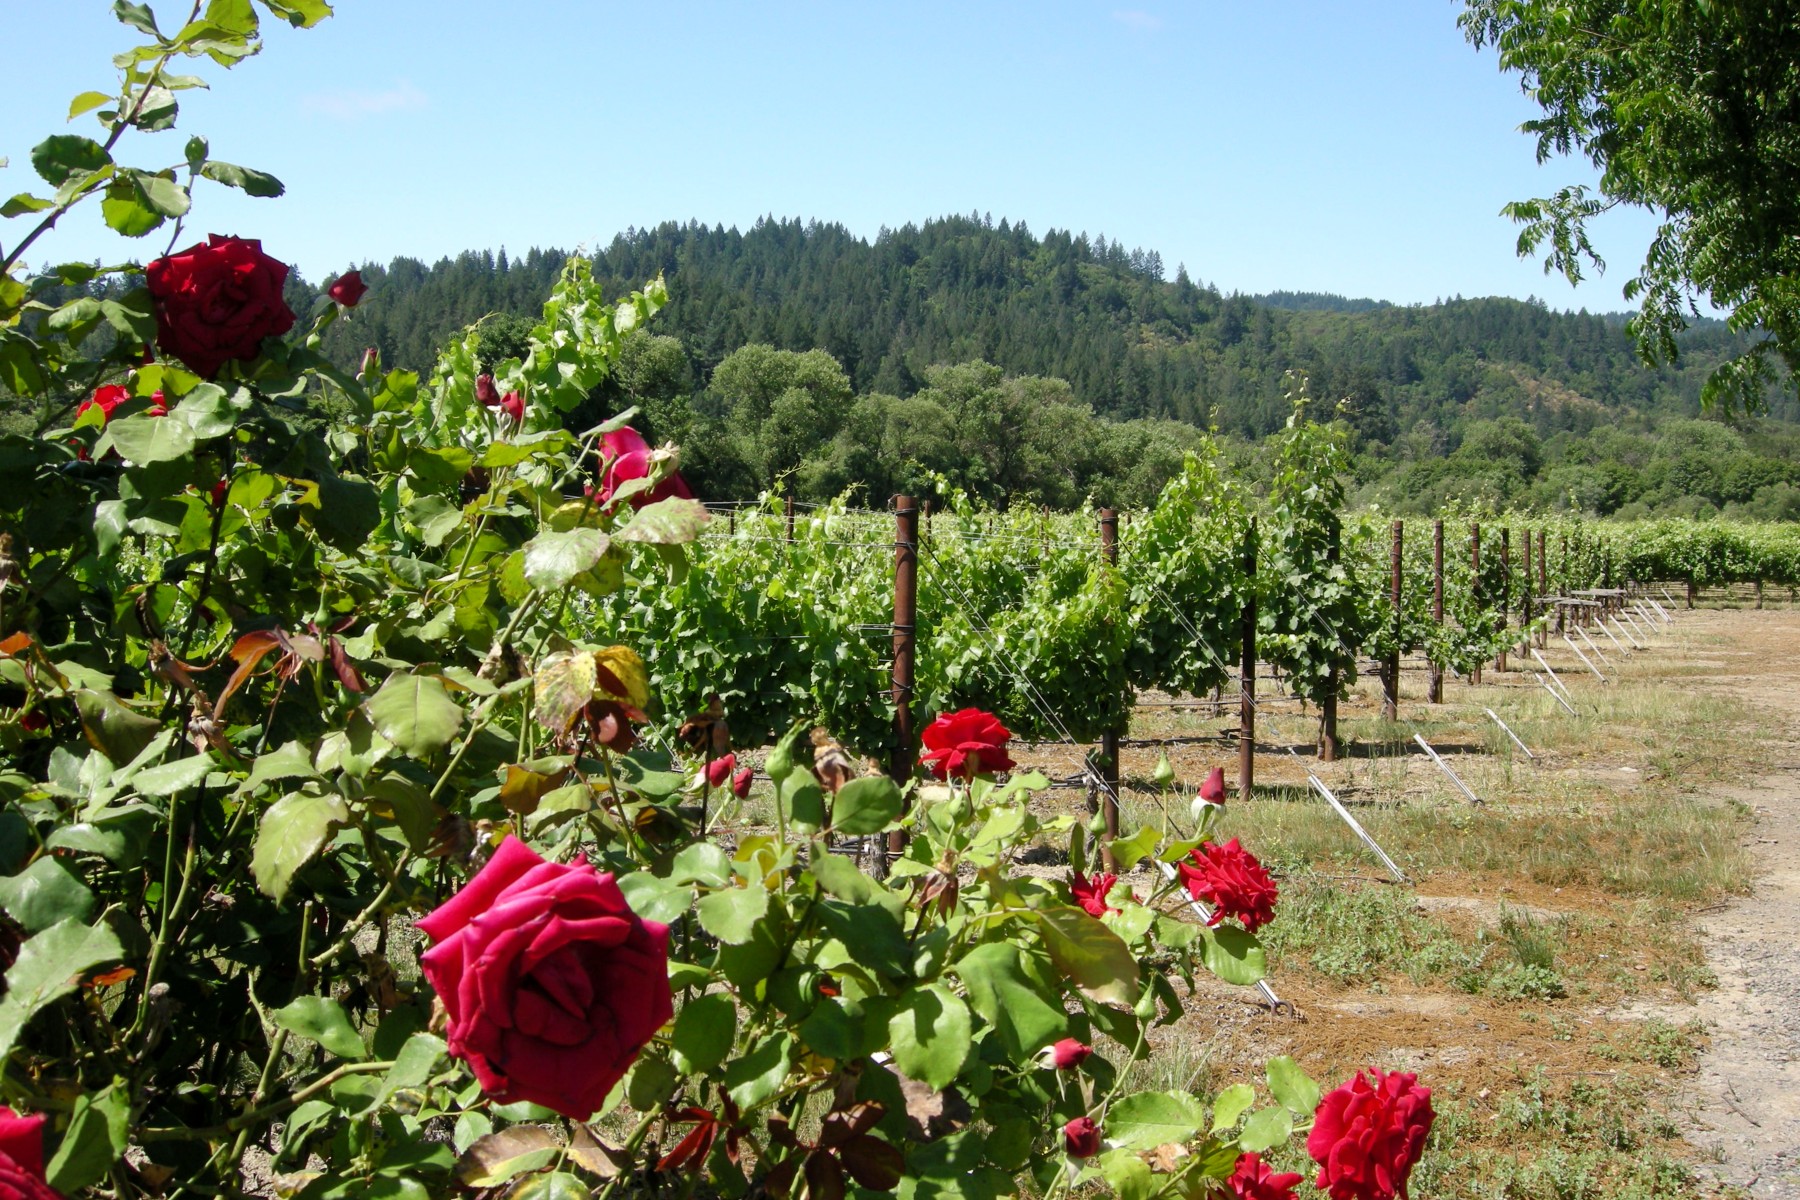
[[27, 214, 1800, 518]]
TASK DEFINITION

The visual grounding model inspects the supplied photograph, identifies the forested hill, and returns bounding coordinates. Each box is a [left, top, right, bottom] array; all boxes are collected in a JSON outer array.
[[313, 215, 1791, 443]]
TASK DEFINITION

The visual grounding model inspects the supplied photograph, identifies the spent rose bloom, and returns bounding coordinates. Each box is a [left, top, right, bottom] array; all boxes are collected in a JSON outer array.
[[1049, 1038, 1091, 1070], [327, 270, 368, 307], [1062, 1116, 1101, 1158], [0, 1107, 55, 1200], [1225, 1152, 1304, 1200], [919, 707, 1015, 780], [1176, 838, 1278, 932], [595, 426, 694, 508], [705, 752, 736, 789], [145, 234, 296, 378], [417, 837, 673, 1119], [474, 374, 502, 407], [1068, 868, 1123, 918], [731, 766, 753, 799], [1307, 1069, 1435, 1200], [1199, 765, 1227, 806]]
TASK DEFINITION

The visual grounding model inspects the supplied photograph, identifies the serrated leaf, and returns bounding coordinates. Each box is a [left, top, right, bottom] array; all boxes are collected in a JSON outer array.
[[1, 194, 55, 218], [592, 644, 648, 709], [1199, 924, 1267, 987], [1236, 1105, 1294, 1154], [614, 496, 710, 545], [952, 942, 1066, 1059], [45, 1082, 129, 1194], [272, 995, 368, 1060], [68, 91, 114, 120], [31, 135, 111, 187], [131, 753, 213, 796], [240, 740, 320, 793], [199, 159, 284, 197], [888, 984, 971, 1090], [830, 774, 902, 835], [0, 919, 125, 1061], [695, 885, 769, 945], [523, 527, 610, 590], [1211, 1083, 1256, 1132], [102, 412, 195, 464], [1034, 906, 1141, 1007], [251, 791, 348, 903], [0, 857, 95, 933], [533, 649, 597, 734], [364, 673, 464, 758], [1105, 1091, 1209, 1150], [670, 991, 736, 1073], [1267, 1055, 1322, 1115]]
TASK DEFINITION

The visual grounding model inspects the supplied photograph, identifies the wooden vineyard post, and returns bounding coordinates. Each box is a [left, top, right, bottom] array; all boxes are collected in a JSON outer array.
[[1496, 528, 1510, 673], [1429, 519, 1444, 703], [1099, 508, 1122, 869], [1041, 504, 1050, 557], [728, 508, 735, 536], [1469, 522, 1482, 685], [1537, 530, 1548, 645], [1521, 530, 1533, 655], [1239, 517, 1257, 799], [785, 486, 796, 544], [887, 495, 919, 868], [1384, 520, 1402, 721], [1321, 525, 1341, 762]]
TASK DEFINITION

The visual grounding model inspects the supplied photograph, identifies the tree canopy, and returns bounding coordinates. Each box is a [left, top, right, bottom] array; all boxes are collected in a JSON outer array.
[[1462, 0, 1800, 413]]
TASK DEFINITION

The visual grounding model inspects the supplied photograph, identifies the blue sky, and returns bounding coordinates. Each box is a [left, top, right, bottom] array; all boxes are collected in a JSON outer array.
[[6, 2, 1663, 309]]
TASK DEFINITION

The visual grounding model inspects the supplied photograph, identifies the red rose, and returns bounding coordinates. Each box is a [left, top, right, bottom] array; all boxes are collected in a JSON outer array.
[[1062, 1116, 1101, 1159], [417, 837, 673, 1119], [595, 426, 694, 509], [475, 374, 501, 407], [16, 710, 46, 733], [145, 235, 296, 379], [1068, 868, 1122, 918], [1225, 1152, 1303, 1200], [705, 752, 736, 789], [1199, 766, 1226, 806], [145, 390, 167, 417], [1049, 1038, 1091, 1070], [1176, 838, 1277, 932], [328, 270, 368, 307], [76, 384, 129, 423], [731, 766, 753, 799], [500, 390, 525, 424], [1307, 1069, 1434, 1200], [919, 707, 1015, 780], [0, 1107, 55, 1200]]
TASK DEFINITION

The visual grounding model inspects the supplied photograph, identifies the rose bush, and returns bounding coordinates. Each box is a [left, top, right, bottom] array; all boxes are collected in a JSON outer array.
[[145, 234, 297, 378]]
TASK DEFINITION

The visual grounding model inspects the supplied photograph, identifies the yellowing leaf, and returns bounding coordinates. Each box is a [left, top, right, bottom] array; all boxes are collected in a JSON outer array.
[[592, 644, 648, 710]]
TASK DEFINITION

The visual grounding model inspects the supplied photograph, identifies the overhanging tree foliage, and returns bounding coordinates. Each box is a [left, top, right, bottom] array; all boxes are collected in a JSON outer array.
[[1462, 0, 1800, 413]]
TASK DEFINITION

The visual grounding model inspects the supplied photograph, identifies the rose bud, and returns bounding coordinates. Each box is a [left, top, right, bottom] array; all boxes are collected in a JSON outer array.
[[209, 478, 231, 509], [146, 390, 167, 417], [1199, 766, 1227, 806], [17, 710, 48, 733], [705, 752, 737, 789], [328, 270, 369, 307], [1063, 1116, 1101, 1159], [500, 390, 525, 424], [731, 766, 753, 799], [1050, 1038, 1092, 1070], [359, 347, 379, 378], [475, 374, 501, 407]]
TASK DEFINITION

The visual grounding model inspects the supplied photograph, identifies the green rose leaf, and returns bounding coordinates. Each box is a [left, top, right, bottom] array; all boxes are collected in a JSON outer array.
[[31, 135, 111, 187], [68, 91, 114, 119], [1199, 924, 1267, 987], [0, 194, 54, 218], [102, 413, 195, 464], [614, 497, 710, 545], [365, 673, 464, 758], [272, 996, 368, 1060], [72, 688, 160, 765], [614, 873, 693, 927], [131, 753, 213, 796], [0, 857, 96, 932], [668, 843, 732, 888], [952, 942, 1067, 1059], [199, 160, 285, 197], [100, 178, 161, 237], [1104, 1090, 1209, 1150], [1033, 906, 1141, 1008], [1210, 1082, 1256, 1132], [830, 774, 903, 835], [45, 1082, 130, 1194], [251, 791, 349, 903], [239, 740, 320, 793], [0, 919, 125, 1061], [1236, 1105, 1295, 1154], [523, 527, 610, 591], [1267, 1055, 1322, 1115], [723, 1030, 793, 1110], [888, 983, 972, 1090], [670, 992, 736, 1073], [695, 885, 769, 945]]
